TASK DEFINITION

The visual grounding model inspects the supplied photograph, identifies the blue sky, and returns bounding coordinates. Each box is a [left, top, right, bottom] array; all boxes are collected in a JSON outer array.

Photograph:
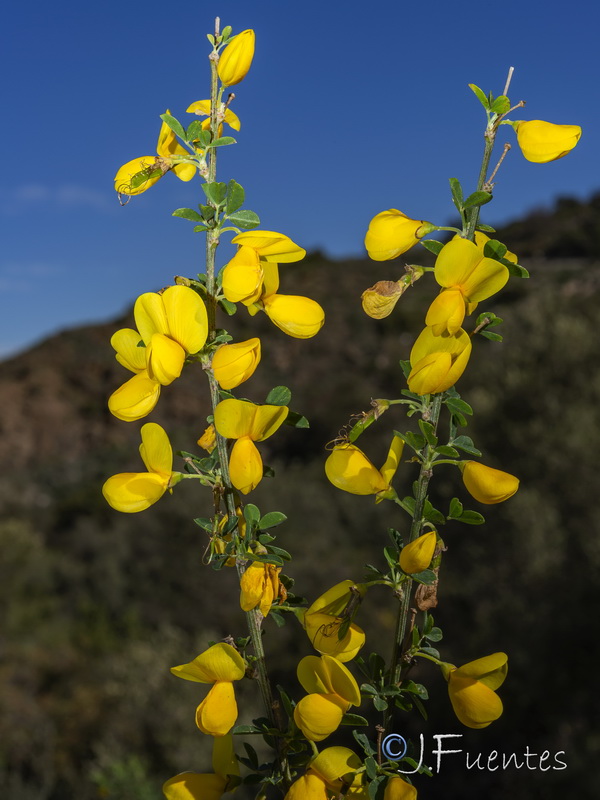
[[2, 0, 597, 358]]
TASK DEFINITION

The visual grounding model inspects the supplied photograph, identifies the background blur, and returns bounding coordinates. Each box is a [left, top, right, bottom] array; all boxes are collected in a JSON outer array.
[[2, 1, 599, 798]]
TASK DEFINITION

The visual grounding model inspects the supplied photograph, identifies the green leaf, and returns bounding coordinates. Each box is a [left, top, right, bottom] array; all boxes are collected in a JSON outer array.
[[480, 330, 503, 342], [199, 204, 215, 221], [419, 645, 440, 658], [423, 500, 445, 525], [490, 95, 510, 114], [193, 225, 208, 233], [221, 25, 232, 40], [227, 209, 261, 229], [243, 504, 261, 526], [507, 262, 530, 279], [383, 546, 399, 568], [402, 496, 416, 515], [449, 177, 464, 211], [469, 83, 490, 109], [353, 730, 377, 757], [265, 386, 291, 406], [420, 239, 444, 256], [259, 512, 287, 530], [411, 569, 438, 585], [452, 435, 482, 456], [463, 191, 493, 209], [193, 517, 213, 532], [172, 207, 203, 222], [445, 397, 473, 416], [266, 545, 291, 561], [404, 431, 426, 452], [448, 497, 463, 518], [364, 756, 378, 781], [457, 510, 485, 525], [373, 696, 388, 711], [418, 420, 438, 447], [476, 311, 502, 327], [226, 180, 245, 214], [249, 552, 284, 567], [207, 136, 237, 148], [368, 776, 386, 800], [340, 713, 369, 726], [159, 112, 186, 141], [435, 445, 459, 458], [218, 298, 237, 315], [477, 223, 496, 233], [197, 130, 212, 148], [285, 411, 309, 428], [399, 359, 412, 379], [403, 680, 429, 698], [427, 627, 443, 642], [186, 120, 206, 143], [202, 181, 227, 206], [483, 238, 508, 261], [231, 724, 262, 735]]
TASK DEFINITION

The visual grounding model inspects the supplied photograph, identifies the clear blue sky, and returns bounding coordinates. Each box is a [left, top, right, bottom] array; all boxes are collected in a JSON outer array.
[[2, 0, 597, 358]]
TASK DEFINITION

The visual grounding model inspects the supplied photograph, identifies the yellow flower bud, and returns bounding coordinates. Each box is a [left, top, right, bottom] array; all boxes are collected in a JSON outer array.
[[461, 461, 519, 504], [365, 210, 434, 261], [445, 652, 508, 729], [515, 120, 581, 163], [399, 531, 437, 574], [212, 338, 261, 389], [284, 773, 329, 800], [384, 777, 418, 800], [240, 561, 282, 617], [217, 29, 255, 87], [293, 693, 346, 741], [197, 424, 217, 452]]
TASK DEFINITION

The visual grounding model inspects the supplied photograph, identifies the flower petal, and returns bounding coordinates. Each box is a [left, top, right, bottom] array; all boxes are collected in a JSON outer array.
[[171, 642, 245, 683], [229, 436, 264, 494], [108, 371, 161, 421], [448, 674, 503, 729], [139, 422, 173, 477], [111, 328, 146, 373], [293, 693, 345, 741], [163, 772, 226, 800], [162, 285, 208, 354], [102, 472, 168, 513], [114, 156, 163, 196], [462, 461, 519, 504], [251, 404, 289, 441], [399, 531, 437, 574], [284, 773, 329, 800], [146, 333, 186, 385], [425, 290, 466, 336], [231, 231, 306, 262], [196, 682, 238, 736], [325, 445, 387, 495], [222, 247, 264, 304], [263, 294, 325, 338], [454, 652, 508, 690], [135, 292, 170, 344], [212, 338, 261, 390]]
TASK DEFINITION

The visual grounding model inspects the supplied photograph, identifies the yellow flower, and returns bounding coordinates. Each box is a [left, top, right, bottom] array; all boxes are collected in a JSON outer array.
[[262, 293, 325, 338], [425, 238, 509, 336], [361, 269, 425, 319], [218, 29, 256, 86], [325, 438, 404, 499], [460, 461, 519, 504], [171, 643, 246, 737], [114, 111, 196, 196], [515, 120, 581, 163], [399, 530, 437, 574], [303, 581, 366, 662], [212, 338, 261, 390], [284, 747, 366, 799], [384, 777, 417, 800], [294, 654, 361, 741], [239, 561, 282, 616], [186, 99, 241, 138], [443, 652, 508, 729], [102, 423, 175, 513], [135, 286, 208, 385], [163, 735, 238, 800], [213, 399, 289, 494], [365, 210, 434, 261], [407, 326, 472, 396]]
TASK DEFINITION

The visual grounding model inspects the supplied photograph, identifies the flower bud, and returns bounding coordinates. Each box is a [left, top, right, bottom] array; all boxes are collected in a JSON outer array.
[[399, 531, 437, 574], [218, 29, 255, 86], [461, 461, 519, 504], [515, 120, 581, 163], [212, 338, 261, 389], [365, 210, 434, 261], [384, 776, 418, 800], [263, 294, 324, 338]]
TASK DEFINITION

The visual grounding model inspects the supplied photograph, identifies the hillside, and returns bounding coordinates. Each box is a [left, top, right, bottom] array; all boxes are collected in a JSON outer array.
[[1, 196, 600, 799]]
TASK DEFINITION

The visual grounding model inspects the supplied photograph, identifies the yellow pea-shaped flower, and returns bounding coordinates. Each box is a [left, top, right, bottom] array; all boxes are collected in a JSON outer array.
[[218, 29, 255, 86], [515, 120, 581, 163], [365, 210, 434, 261], [443, 652, 508, 729], [399, 530, 437, 574], [461, 461, 519, 504]]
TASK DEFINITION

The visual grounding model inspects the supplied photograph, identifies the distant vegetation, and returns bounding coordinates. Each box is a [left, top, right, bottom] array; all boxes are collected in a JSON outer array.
[[1, 195, 599, 798]]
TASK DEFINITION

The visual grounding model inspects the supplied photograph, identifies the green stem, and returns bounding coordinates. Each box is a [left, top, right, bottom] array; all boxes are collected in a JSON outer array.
[[203, 34, 291, 790], [464, 122, 498, 241], [384, 394, 443, 731]]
